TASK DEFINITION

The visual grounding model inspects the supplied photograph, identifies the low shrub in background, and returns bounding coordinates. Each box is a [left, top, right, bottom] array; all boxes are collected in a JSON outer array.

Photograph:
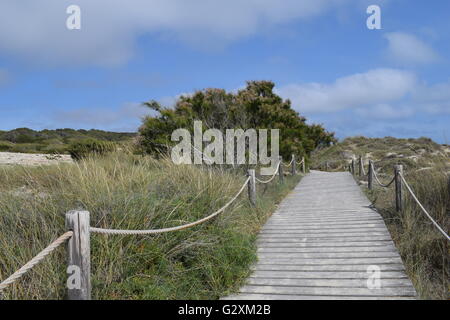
[[68, 139, 116, 160]]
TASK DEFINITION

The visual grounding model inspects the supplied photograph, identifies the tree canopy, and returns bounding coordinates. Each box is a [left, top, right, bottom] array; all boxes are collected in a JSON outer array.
[[138, 81, 336, 159]]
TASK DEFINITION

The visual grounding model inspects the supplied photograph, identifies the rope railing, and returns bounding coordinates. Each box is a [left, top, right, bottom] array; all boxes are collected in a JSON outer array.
[[0, 231, 74, 292], [254, 161, 282, 184], [0, 153, 307, 299], [399, 172, 450, 241], [348, 158, 449, 242], [371, 162, 395, 188], [90, 177, 250, 235]]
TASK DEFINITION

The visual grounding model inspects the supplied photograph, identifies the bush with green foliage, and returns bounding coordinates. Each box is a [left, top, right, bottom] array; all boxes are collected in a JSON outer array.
[[68, 139, 116, 160], [138, 81, 336, 160]]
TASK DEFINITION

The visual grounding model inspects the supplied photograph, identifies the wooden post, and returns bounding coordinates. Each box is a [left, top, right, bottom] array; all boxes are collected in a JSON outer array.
[[394, 165, 403, 212], [359, 156, 364, 177], [368, 160, 373, 190], [302, 157, 306, 174], [247, 169, 256, 206], [278, 156, 284, 183], [351, 159, 355, 175], [291, 154, 296, 175], [66, 210, 91, 300], [325, 161, 329, 172]]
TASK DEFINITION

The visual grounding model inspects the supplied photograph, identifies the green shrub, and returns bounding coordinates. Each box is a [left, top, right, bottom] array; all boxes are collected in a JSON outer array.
[[68, 139, 116, 160], [0, 141, 14, 152]]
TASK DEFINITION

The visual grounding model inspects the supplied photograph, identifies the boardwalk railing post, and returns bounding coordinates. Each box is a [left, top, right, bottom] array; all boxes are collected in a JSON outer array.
[[368, 160, 373, 190], [66, 210, 91, 300], [291, 154, 296, 175], [394, 165, 403, 212], [247, 169, 256, 206], [278, 156, 284, 183], [351, 159, 355, 175], [302, 157, 306, 174], [359, 156, 363, 177]]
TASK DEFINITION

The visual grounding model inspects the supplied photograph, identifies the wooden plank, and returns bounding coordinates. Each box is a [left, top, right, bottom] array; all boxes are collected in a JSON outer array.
[[257, 246, 397, 253], [239, 285, 416, 297], [252, 264, 405, 272], [257, 241, 396, 248], [254, 257, 404, 265], [262, 224, 387, 230], [224, 293, 416, 300], [246, 278, 414, 288], [257, 252, 400, 259], [249, 270, 408, 279], [225, 171, 416, 300], [257, 236, 393, 242]]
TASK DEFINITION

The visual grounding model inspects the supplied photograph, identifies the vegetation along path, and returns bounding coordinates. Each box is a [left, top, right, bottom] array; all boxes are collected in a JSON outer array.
[[227, 170, 417, 300]]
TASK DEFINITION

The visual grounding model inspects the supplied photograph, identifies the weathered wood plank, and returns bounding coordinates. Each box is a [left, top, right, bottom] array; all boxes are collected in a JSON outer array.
[[257, 246, 397, 253], [249, 270, 408, 279], [257, 252, 400, 259], [254, 257, 404, 265], [252, 264, 405, 272], [239, 285, 416, 297], [226, 171, 416, 300], [246, 278, 414, 288], [224, 294, 416, 300]]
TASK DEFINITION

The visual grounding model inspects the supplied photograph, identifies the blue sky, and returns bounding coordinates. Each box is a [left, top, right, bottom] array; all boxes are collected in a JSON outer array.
[[0, 0, 449, 143]]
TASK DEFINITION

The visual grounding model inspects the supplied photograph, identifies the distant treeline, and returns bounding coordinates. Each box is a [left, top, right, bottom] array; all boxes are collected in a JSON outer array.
[[0, 128, 136, 154]]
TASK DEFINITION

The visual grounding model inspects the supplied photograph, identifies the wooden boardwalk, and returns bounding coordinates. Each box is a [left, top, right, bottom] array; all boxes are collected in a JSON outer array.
[[226, 171, 417, 300]]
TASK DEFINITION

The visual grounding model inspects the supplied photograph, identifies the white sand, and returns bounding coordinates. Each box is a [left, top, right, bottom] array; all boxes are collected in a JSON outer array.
[[0, 152, 73, 166]]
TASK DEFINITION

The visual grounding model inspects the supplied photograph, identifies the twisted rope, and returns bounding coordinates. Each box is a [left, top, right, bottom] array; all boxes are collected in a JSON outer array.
[[254, 161, 281, 184], [0, 231, 73, 292], [90, 177, 250, 235], [399, 173, 450, 241], [371, 163, 395, 188], [283, 157, 295, 168], [361, 162, 366, 176]]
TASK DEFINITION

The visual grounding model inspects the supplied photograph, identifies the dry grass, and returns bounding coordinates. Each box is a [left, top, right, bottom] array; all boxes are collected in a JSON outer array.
[[0, 152, 300, 299], [312, 136, 449, 300], [366, 168, 449, 300]]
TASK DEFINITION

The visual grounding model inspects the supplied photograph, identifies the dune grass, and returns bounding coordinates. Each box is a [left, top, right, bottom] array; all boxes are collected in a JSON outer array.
[[364, 168, 449, 300], [311, 136, 449, 300], [0, 152, 300, 300]]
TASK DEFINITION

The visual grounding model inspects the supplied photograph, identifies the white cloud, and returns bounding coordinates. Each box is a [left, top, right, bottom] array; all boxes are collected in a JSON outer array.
[[276, 68, 417, 113], [355, 104, 414, 120], [0, 0, 347, 66], [52, 102, 154, 131], [384, 32, 440, 65]]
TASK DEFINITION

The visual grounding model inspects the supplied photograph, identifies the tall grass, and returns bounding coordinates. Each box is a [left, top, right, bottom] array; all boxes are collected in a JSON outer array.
[[0, 152, 300, 299], [366, 168, 449, 300]]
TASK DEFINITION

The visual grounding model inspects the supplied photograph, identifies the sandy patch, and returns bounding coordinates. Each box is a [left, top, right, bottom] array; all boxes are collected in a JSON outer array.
[[0, 152, 73, 166]]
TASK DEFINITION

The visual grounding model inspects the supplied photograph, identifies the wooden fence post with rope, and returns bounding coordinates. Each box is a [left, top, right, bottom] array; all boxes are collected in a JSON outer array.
[[291, 154, 296, 175], [247, 169, 256, 206], [394, 165, 403, 212], [358, 156, 362, 177], [66, 210, 91, 300], [368, 160, 373, 190], [278, 156, 284, 183]]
